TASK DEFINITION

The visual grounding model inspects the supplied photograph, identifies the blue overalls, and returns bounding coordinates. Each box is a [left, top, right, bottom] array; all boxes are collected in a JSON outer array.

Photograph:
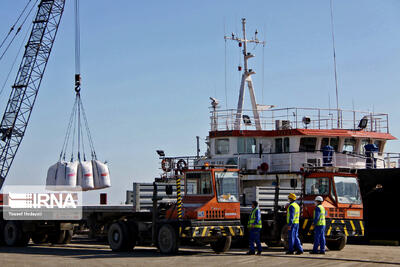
[[312, 204, 326, 253]]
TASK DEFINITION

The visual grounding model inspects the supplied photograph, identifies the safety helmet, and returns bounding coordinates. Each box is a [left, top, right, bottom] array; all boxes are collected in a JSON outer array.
[[288, 193, 297, 201], [315, 196, 323, 202]]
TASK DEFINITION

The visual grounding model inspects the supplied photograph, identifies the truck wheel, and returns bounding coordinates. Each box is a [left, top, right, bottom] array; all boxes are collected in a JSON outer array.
[[280, 225, 289, 250], [326, 234, 347, 251], [62, 230, 73, 244], [3, 221, 30, 247], [210, 236, 232, 253], [48, 230, 66, 244], [158, 224, 179, 254], [108, 221, 133, 251], [31, 233, 48, 244]]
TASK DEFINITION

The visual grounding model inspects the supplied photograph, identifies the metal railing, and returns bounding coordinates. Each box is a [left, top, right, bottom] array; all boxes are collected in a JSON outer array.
[[210, 107, 389, 133], [209, 150, 387, 172]]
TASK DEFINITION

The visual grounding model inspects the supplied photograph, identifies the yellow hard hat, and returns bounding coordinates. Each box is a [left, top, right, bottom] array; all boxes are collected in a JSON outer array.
[[288, 193, 297, 200]]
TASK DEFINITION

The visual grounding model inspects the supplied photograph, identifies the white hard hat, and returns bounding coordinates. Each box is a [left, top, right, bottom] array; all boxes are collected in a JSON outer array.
[[315, 196, 323, 202]]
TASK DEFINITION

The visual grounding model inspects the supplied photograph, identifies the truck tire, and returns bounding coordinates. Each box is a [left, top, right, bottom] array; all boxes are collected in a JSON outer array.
[[108, 221, 133, 251], [158, 224, 179, 254], [31, 233, 48, 244], [210, 236, 232, 253], [3, 221, 30, 247], [62, 230, 73, 244], [326, 234, 347, 251], [48, 230, 66, 245]]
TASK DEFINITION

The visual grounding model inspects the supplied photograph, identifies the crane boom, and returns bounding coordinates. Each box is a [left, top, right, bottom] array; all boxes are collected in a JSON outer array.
[[0, 0, 66, 189]]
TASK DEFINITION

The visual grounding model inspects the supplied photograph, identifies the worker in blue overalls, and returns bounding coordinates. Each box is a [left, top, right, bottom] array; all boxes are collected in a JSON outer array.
[[247, 200, 262, 255], [310, 195, 326, 254], [286, 193, 303, 255]]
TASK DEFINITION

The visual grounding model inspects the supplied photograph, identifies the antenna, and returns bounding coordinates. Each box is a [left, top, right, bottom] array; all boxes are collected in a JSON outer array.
[[225, 18, 266, 131], [330, 0, 340, 128]]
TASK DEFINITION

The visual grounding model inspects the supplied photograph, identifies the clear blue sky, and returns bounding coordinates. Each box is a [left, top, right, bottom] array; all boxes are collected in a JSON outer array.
[[0, 0, 400, 204]]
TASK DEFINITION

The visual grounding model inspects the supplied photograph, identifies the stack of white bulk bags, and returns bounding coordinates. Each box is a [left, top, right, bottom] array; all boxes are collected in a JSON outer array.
[[46, 160, 110, 191], [92, 160, 111, 189], [50, 92, 111, 191]]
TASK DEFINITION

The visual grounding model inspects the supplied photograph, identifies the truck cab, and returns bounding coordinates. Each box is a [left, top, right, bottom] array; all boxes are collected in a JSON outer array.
[[300, 169, 364, 250], [166, 168, 241, 221], [154, 159, 244, 254]]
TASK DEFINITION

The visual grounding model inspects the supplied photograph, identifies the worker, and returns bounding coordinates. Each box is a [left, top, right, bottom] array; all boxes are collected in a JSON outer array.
[[247, 200, 262, 255], [286, 193, 303, 255], [310, 196, 326, 254]]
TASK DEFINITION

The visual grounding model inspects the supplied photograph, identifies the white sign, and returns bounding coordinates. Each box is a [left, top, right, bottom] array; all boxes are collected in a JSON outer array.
[[3, 185, 82, 220]]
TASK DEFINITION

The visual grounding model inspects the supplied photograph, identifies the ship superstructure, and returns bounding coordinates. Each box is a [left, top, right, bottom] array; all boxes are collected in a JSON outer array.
[[204, 18, 396, 189]]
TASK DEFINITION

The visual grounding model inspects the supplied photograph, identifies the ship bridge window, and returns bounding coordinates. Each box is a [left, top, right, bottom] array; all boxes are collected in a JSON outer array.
[[275, 137, 290, 153], [343, 138, 356, 153], [299, 137, 317, 152], [360, 139, 370, 154], [320, 137, 339, 152], [374, 140, 383, 153], [215, 139, 229, 154], [237, 138, 257, 154]]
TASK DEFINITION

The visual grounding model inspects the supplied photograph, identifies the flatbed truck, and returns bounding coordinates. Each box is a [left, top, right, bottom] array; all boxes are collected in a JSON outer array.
[[0, 165, 244, 254]]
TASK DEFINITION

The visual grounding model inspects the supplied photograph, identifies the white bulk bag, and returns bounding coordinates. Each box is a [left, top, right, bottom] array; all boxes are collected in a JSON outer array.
[[92, 160, 111, 189], [55, 161, 78, 187], [78, 161, 94, 190], [55, 162, 67, 186], [46, 162, 59, 186], [64, 161, 78, 187]]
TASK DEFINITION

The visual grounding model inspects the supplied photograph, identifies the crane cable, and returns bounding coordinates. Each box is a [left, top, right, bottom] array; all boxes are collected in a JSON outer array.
[[0, 0, 39, 62], [74, 0, 81, 75], [0, 0, 33, 50], [0, 26, 31, 99], [59, 0, 97, 163]]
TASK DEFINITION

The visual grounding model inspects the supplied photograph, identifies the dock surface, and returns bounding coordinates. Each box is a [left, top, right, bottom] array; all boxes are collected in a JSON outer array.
[[1, 240, 399, 266]]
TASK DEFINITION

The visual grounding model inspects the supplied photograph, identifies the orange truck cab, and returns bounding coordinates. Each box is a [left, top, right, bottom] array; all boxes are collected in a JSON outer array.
[[164, 168, 243, 245], [300, 170, 364, 250]]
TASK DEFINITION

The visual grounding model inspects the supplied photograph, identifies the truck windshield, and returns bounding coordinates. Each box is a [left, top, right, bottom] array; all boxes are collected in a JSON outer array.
[[186, 172, 213, 195], [334, 176, 362, 204], [305, 177, 329, 195], [215, 171, 239, 202]]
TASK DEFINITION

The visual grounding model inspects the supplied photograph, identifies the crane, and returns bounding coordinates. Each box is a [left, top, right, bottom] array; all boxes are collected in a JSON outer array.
[[0, 0, 66, 189]]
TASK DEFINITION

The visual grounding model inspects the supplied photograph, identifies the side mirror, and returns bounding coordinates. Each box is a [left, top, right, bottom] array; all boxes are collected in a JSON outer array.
[[290, 179, 297, 188], [165, 185, 173, 195]]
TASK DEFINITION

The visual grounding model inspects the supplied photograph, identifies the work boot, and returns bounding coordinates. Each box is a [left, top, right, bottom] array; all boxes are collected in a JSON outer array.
[[319, 251, 326, 254], [246, 251, 255, 255], [309, 251, 319, 254], [257, 251, 262, 256], [285, 251, 294, 255], [295, 250, 304, 255]]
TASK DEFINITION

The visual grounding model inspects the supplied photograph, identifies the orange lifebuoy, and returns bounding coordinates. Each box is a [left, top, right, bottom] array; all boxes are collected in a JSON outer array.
[[161, 158, 172, 172]]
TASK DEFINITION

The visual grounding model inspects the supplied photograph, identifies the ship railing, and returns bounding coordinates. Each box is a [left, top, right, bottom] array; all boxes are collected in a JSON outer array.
[[157, 155, 240, 179], [211, 150, 387, 173], [383, 152, 400, 168], [210, 107, 389, 133]]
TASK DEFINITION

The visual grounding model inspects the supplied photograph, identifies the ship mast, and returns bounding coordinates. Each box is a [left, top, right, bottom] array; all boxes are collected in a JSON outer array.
[[225, 18, 265, 130]]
